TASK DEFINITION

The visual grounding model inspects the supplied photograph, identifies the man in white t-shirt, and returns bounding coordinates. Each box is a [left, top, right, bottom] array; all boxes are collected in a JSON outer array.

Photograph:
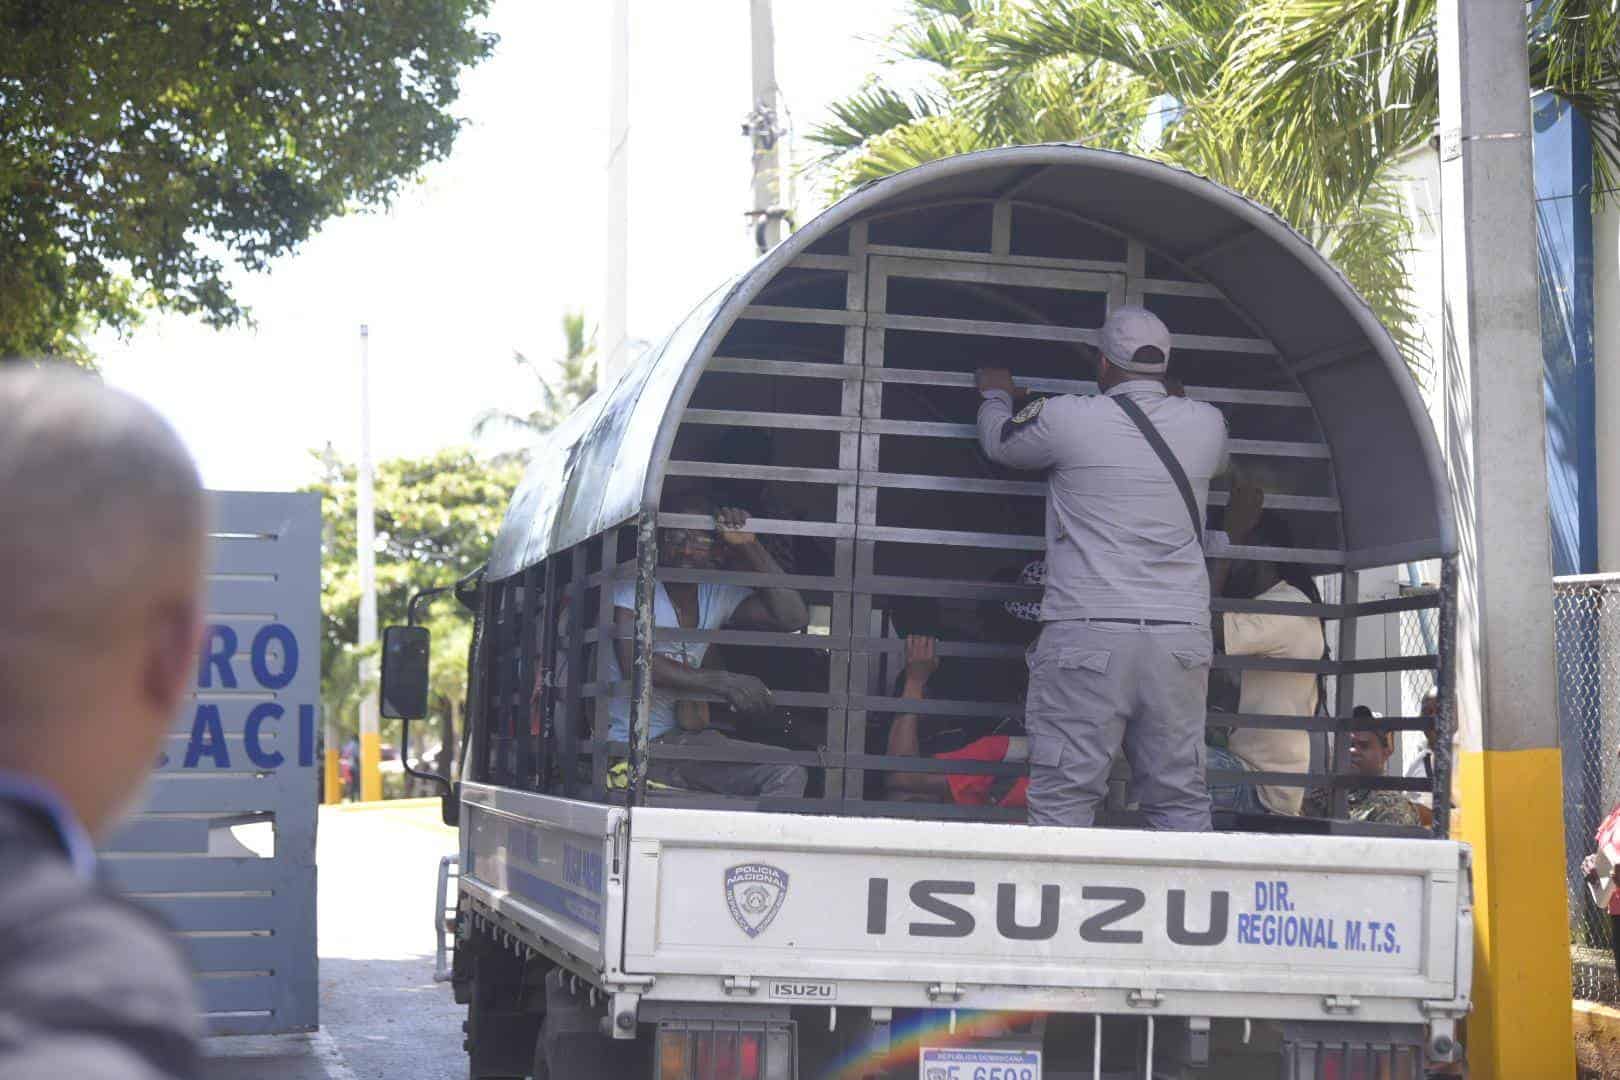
[[604, 495, 810, 799], [1207, 515, 1324, 817]]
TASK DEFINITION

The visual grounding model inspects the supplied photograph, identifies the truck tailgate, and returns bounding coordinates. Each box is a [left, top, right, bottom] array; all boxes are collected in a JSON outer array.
[[624, 808, 1470, 1022]]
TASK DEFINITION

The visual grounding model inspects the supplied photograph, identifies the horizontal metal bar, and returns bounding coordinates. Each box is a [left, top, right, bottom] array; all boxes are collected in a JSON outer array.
[[647, 742, 834, 766], [859, 418, 988, 439], [860, 471, 1047, 496], [648, 627, 842, 650], [1214, 653, 1437, 674], [1206, 770, 1433, 792], [849, 474, 1334, 511], [637, 790, 1024, 821], [873, 312, 1098, 344], [1208, 490, 1340, 513], [640, 792, 849, 813], [1221, 543, 1345, 566], [665, 459, 856, 485], [859, 532, 1331, 564], [1229, 438, 1330, 459], [852, 695, 1018, 719], [861, 417, 1329, 459], [1211, 597, 1339, 618], [680, 408, 858, 432], [857, 524, 1045, 551], [658, 513, 854, 538], [1554, 571, 1620, 588], [1138, 277, 1223, 298], [866, 366, 1310, 407], [1174, 332, 1278, 356], [854, 574, 1039, 601], [653, 566, 841, 591], [741, 305, 864, 326], [705, 355, 857, 380], [586, 681, 840, 710], [1211, 712, 1435, 733], [880, 313, 1275, 355], [864, 243, 1128, 276], [871, 253, 1119, 292], [1345, 591, 1441, 616], [847, 753, 1025, 777], [852, 637, 1025, 659]]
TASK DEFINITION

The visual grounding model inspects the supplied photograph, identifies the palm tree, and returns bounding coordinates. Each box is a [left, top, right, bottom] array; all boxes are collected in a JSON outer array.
[[810, 0, 1620, 373], [473, 309, 598, 442]]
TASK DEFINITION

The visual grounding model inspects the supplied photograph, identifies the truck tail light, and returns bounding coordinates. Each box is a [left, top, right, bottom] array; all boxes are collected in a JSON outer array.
[[1284, 1037, 1424, 1079], [656, 1021, 795, 1080]]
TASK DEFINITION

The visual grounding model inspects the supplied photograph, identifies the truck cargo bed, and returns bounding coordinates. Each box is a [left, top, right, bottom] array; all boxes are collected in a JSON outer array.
[[459, 784, 1470, 1031]]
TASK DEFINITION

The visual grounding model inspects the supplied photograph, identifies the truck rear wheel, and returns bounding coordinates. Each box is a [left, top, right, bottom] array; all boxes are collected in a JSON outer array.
[[464, 935, 544, 1080], [534, 968, 650, 1079]]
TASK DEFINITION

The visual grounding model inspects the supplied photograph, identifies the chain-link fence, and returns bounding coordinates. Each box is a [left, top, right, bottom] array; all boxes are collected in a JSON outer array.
[[1399, 588, 1439, 716], [1555, 575, 1620, 1003]]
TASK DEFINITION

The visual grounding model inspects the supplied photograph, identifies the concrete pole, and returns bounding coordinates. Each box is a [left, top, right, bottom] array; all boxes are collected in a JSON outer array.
[[747, 0, 782, 255], [1436, 2, 1574, 1074], [357, 324, 382, 802], [602, 0, 630, 385]]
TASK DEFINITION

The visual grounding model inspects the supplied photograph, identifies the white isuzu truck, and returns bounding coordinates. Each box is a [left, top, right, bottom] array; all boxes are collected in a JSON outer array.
[[382, 146, 1470, 1079]]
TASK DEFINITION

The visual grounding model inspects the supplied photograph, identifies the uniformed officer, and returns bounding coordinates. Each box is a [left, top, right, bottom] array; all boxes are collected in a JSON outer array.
[[975, 306, 1229, 831], [0, 369, 207, 1078]]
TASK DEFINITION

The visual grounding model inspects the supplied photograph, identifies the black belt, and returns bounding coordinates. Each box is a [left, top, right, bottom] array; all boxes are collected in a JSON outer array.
[[1082, 617, 1198, 627]]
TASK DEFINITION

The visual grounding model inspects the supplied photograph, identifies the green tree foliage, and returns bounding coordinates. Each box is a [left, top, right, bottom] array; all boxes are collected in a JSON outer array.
[[0, 2, 497, 362], [811, 0, 1620, 374], [307, 447, 521, 752], [474, 309, 598, 444]]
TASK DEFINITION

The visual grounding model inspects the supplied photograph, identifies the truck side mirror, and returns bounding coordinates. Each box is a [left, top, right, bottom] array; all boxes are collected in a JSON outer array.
[[380, 625, 431, 720]]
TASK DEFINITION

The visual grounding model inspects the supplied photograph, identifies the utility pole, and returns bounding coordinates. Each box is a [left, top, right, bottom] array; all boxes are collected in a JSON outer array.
[[744, 0, 784, 256], [357, 324, 382, 803], [319, 444, 343, 805], [602, 0, 630, 385], [1436, 2, 1575, 1075]]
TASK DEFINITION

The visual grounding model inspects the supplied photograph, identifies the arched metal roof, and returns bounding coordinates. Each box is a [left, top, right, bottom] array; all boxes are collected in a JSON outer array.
[[488, 144, 1453, 581]]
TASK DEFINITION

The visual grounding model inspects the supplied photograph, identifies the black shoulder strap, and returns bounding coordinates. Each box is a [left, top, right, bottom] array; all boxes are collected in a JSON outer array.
[[1111, 393, 1203, 544]]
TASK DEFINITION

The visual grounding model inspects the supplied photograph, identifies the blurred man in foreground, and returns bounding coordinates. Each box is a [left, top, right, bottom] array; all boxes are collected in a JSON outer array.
[[0, 368, 207, 1079]]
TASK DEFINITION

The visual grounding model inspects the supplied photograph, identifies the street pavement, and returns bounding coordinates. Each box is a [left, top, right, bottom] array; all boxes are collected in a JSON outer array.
[[206, 798, 466, 1080]]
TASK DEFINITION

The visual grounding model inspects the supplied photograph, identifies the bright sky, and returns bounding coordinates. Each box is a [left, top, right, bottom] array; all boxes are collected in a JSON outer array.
[[92, 1, 909, 492]]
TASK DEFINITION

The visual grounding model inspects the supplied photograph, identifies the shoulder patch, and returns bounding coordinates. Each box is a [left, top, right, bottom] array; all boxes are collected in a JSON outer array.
[[1010, 397, 1044, 425]]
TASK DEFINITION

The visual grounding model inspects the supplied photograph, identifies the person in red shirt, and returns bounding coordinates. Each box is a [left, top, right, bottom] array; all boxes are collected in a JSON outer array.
[[884, 635, 1029, 810], [1584, 765, 1620, 977]]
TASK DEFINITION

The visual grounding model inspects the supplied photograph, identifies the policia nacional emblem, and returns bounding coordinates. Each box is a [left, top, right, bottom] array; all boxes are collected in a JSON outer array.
[[1010, 397, 1044, 424], [999, 395, 1045, 443], [724, 863, 790, 938]]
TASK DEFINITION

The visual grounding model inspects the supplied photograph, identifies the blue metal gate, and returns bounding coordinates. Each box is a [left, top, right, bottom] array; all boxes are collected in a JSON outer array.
[[100, 492, 321, 1035]]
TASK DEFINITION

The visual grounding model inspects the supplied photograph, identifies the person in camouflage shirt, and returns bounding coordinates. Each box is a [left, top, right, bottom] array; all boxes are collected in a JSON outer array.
[[1303, 714, 1422, 826]]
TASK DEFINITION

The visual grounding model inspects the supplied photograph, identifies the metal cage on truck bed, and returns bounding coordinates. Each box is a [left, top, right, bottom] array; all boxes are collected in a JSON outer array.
[[467, 143, 1457, 838]]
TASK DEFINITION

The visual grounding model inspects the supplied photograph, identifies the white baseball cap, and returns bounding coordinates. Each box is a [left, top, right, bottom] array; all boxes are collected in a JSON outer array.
[[1100, 305, 1172, 373]]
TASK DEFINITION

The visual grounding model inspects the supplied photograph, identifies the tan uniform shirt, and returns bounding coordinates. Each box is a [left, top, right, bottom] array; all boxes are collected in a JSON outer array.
[[1222, 581, 1323, 815]]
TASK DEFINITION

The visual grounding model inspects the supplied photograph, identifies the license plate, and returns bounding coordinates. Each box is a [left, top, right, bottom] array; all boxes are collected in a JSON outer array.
[[919, 1046, 1040, 1080]]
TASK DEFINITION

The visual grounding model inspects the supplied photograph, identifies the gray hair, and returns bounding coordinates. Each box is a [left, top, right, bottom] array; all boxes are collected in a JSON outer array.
[[0, 366, 206, 647]]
